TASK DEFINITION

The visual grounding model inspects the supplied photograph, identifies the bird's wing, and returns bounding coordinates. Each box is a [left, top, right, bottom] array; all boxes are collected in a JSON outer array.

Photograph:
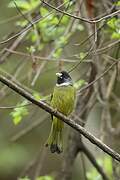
[[50, 94, 53, 120]]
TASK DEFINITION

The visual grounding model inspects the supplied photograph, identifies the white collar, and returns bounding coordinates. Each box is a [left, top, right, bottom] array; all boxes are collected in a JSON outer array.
[[56, 82, 73, 87]]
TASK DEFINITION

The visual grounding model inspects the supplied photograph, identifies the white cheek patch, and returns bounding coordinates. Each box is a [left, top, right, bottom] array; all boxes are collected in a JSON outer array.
[[56, 73, 62, 77]]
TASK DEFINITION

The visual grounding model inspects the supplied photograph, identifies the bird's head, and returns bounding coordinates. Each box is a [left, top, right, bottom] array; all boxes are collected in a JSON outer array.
[[56, 71, 73, 86]]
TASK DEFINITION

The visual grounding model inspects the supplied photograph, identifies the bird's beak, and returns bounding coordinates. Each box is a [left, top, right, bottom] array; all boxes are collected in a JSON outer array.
[[56, 72, 62, 77]]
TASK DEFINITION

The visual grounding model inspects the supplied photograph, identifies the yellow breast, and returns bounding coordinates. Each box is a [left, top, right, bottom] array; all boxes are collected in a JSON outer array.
[[51, 85, 76, 116]]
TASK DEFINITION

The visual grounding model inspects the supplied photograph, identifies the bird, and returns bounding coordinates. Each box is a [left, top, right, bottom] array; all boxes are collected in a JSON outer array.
[[45, 71, 76, 154]]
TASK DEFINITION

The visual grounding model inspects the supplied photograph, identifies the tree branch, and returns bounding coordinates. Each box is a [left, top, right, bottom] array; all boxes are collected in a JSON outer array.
[[83, 145, 109, 180], [41, 0, 120, 23], [0, 2, 65, 45], [0, 74, 120, 162], [78, 61, 118, 94]]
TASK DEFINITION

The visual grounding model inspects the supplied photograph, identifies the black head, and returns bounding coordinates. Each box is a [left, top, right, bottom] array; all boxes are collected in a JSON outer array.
[[56, 71, 73, 86]]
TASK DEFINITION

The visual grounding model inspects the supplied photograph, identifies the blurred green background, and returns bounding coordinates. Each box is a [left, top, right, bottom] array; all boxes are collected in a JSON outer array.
[[0, 1, 120, 180]]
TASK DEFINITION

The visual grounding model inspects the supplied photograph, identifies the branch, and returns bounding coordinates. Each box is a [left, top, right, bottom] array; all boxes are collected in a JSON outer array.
[[4, 48, 78, 63], [78, 61, 118, 94], [11, 115, 48, 142], [0, 102, 31, 109], [0, 74, 120, 162], [0, 13, 51, 45], [83, 145, 109, 180], [0, 2, 65, 45], [41, 0, 120, 23]]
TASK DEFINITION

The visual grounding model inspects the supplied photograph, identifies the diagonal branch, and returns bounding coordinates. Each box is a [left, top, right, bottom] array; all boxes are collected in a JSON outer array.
[[0, 74, 120, 162], [0, 2, 66, 45], [83, 145, 109, 180], [41, 0, 120, 23], [78, 61, 118, 94]]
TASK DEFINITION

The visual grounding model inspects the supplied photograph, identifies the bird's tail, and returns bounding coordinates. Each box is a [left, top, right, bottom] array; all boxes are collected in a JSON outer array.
[[45, 118, 64, 154]]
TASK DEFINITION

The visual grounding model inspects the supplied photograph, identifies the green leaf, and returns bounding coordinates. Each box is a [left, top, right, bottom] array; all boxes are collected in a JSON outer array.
[[9, 0, 40, 11], [13, 115, 22, 125], [59, 37, 67, 46], [79, 52, 87, 59], [16, 20, 28, 27], [60, 15, 69, 25], [36, 175, 54, 180], [33, 92, 42, 101], [40, 7, 49, 16], [53, 48, 63, 58], [107, 18, 120, 39], [111, 32, 120, 39], [8, 1, 31, 11], [10, 100, 29, 125], [116, 0, 120, 6], [74, 79, 87, 89], [107, 18, 116, 29], [50, 17, 59, 25], [33, 91, 51, 102], [27, 46, 36, 53]]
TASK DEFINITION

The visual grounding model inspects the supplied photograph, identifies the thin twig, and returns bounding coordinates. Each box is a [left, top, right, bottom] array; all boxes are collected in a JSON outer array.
[[0, 2, 66, 45], [68, 41, 96, 73], [11, 114, 48, 142], [31, 61, 47, 86], [41, 0, 120, 23], [4, 48, 78, 63], [14, 0, 33, 27], [0, 102, 31, 109], [78, 61, 118, 94]]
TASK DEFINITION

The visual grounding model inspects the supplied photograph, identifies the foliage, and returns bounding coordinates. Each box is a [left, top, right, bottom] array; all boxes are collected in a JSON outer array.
[[8, 0, 76, 125], [8, 0, 72, 54], [116, 1, 120, 6], [10, 91, 50, 125], [106, 1, 120, 39], [0, 0, 119, 180], [8, 0, 40, 11], [10, 100, 29, 125], [107, 18, 120, 39]]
